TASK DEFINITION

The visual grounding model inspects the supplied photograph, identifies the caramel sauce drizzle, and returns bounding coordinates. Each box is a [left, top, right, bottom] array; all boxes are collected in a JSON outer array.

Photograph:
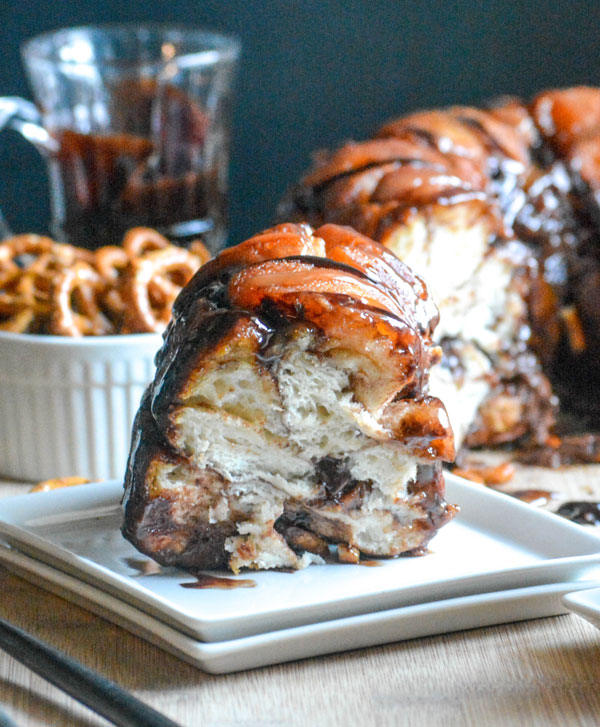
[[181, 573, 257, 590]]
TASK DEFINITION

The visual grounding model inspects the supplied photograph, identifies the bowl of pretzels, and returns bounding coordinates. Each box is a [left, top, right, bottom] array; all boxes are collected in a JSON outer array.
[[0, 227, 210, 482]]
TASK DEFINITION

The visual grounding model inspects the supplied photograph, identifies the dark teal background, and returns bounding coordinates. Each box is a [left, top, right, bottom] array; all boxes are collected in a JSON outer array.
[[0, 0, 599, 244]]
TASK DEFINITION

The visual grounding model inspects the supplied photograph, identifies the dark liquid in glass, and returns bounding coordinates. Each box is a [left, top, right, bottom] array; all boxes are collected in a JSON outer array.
[[47, 81, 224, 250]]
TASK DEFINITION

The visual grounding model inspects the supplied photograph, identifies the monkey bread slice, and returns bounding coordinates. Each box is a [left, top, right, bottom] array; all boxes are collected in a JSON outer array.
[[122, 223, 456, 572]]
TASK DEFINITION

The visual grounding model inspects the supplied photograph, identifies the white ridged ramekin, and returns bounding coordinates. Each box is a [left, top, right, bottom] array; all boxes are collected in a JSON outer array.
[[0, 331, 163, 482]]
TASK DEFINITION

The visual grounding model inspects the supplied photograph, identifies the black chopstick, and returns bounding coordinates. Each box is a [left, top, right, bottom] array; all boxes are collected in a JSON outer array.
[[0, 705, 18, 727], [0, 616, 182, 727]]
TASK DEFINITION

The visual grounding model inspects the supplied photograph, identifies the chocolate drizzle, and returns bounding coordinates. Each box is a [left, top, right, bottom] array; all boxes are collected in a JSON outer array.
[[313, 456, 363, 503], [181, 573, 256, 589], [556, 501, 600, 526]]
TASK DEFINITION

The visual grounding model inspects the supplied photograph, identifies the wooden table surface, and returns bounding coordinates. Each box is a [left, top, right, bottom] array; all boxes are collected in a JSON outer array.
[[2, 465, 600, 727]]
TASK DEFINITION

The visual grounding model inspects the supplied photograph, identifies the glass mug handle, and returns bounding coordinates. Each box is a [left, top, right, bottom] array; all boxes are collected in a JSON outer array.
[[0, 97, 57, 239]]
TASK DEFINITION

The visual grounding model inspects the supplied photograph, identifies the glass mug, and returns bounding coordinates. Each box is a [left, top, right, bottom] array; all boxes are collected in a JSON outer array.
[[0, 25, 240, 252]]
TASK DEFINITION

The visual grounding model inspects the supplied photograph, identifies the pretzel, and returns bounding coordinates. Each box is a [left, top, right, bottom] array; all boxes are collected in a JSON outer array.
[[94, 245, 131, 323], [50, 262, 114, 336], [0, 275, 34, 331], [51, 241, 95, 266], [0, 252, 59, 332], [0, 307, 35, 333], [122, 246, 201, 332], [0, 253, 20, 290], [122, 227, 171, 258], [94, 246, 130, 280], [0, 233, 55, 258], [0, 235, 53, 290], [16, 253, 59, 305]]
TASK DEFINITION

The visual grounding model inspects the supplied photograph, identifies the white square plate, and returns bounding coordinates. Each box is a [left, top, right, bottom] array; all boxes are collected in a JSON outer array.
[[563, 586, 600, 630], [1, 473, 600, 642], [1, 543, 596, 674]]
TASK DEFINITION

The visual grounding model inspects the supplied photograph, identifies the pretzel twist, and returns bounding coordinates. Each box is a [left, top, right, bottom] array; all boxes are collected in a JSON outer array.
[[122, 246, 202, 332], [50, 262, 114, 336], [122, 227, 171, 258]]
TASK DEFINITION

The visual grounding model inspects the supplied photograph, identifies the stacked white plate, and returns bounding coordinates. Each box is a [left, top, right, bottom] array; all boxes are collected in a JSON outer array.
[[1, 473, 600, 673]]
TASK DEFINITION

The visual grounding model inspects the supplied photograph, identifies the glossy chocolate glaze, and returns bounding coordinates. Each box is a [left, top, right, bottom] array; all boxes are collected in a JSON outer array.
[[556, 501, 600, 526], [313, 456, 361, 502], [181, 574, 256, 589]]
